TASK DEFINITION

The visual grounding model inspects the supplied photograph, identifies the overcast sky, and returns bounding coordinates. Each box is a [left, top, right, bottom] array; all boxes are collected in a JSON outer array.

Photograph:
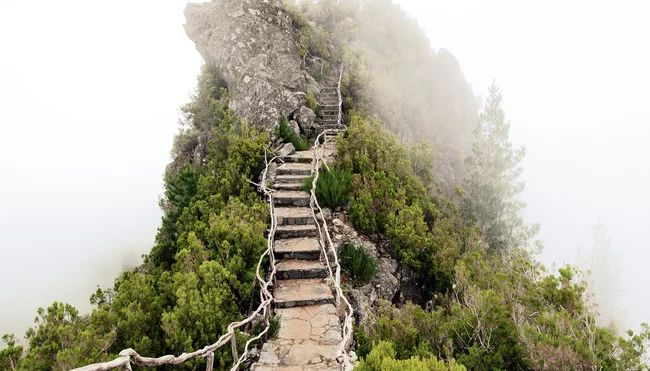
[[1, 0, 649, 340]]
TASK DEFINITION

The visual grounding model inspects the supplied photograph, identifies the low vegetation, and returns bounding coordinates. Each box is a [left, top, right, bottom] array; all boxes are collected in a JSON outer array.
[[340, 242, 378, 286], [355, 341, 466, 371], [276, 116, 308, 151], [302, 167, 353, 209]]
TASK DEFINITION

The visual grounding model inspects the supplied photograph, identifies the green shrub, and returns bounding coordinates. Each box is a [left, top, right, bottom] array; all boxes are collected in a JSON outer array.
[[276, 117, 308, 150], [301, 168, 352, 208], [306, 91, 318, 110], [340, 242, 378, 285], [314, 105, 323, 118], [252, 315, 280, 340], [356, 341, 466, 371]]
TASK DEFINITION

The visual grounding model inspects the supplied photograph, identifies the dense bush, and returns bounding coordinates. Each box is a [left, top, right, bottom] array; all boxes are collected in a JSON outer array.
[[276, 116, 308, 150], [337, 114, 468, 295], [340, 242, 378, 286], [356, 341, 466, 371], [302, 167, 353, 209], [305, 91, 318, 110]]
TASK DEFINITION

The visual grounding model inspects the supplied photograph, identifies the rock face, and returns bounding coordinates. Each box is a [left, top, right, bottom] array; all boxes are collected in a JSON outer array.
[[184, 0, 311, 132]]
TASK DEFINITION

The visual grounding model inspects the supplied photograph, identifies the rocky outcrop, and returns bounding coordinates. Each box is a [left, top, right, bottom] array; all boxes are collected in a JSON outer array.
[[295, 106, 318, 135], [184, 0, 313, 132]]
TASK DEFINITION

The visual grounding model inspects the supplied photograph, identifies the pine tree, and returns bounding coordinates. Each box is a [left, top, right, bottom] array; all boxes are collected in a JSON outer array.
[[463, 81, 540, 253]]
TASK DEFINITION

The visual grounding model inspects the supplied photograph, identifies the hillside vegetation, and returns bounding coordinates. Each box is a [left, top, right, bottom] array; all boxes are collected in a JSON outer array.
[[2, 1, 649, 371]]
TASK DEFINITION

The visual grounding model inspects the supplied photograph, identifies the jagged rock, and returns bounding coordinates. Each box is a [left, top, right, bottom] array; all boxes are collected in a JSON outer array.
[[316, 208, 332, 222], [184, 0, 311, 132], [348, 288, 373, 325], [398, 266, 421, 303], [296, 106, 318, 134], [276, 142, 296, 157], [371, 262, 399, 302], [289, 120, 301, 137], [379, 258, 398, 276]]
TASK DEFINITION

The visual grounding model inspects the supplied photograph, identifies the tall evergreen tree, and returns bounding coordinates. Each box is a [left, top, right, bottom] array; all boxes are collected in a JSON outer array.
[[463, 81, 540, 253]]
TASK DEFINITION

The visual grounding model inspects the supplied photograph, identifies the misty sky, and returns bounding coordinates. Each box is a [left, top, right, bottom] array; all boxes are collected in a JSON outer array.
[[1, 0, 649, 341]]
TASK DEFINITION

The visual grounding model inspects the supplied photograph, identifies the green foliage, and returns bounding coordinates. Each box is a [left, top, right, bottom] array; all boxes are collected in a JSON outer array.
[[302, 168, 353, 208], [0, 334, 23, 371], [305, 91, 318, 111], [276, 116, 308, 151], [151, 165, 198, 268], [338, 114, 468, 295], [356, 341, 465, 371], [340, 242, 378, 285], [18, 302, 116, 370], [463, 81, 540, 254]]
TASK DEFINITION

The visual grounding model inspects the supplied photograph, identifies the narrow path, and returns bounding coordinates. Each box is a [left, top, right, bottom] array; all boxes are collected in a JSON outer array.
[[253, 88, 341, 370]]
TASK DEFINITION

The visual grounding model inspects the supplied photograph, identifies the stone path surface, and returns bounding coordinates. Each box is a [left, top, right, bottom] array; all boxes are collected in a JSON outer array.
[[252, 136, 340, 370]]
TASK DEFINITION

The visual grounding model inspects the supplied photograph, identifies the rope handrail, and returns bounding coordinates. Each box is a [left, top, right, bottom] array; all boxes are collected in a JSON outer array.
[[309, 63, 356, 370], [72, 150, 283, 371]]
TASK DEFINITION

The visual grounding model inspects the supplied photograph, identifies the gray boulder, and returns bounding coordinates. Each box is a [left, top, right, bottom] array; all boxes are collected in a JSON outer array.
[[184, 0, 311, 132], [371, 263, 399, 302], [275, 142, 295, 158], [296, 106, 318, 134]]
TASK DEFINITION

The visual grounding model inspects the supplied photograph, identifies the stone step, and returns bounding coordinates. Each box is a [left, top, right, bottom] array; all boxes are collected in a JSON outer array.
[[277, 163, 312, 176], [276, 207, 314, 226], [276, 260, 328, 279], [274, 237, 321, 260], [251, 365, 337, 370], [253, 341, 339, 369], [273, 190, 310, 207], [321, 115, 338, 121], [320, 104, 339, 109], [285, 151, 314, 163], [275, 175, 309, 184], [274, 278, 334, 308], [274, 182, 305, 191], [275, 224, 318, 239]]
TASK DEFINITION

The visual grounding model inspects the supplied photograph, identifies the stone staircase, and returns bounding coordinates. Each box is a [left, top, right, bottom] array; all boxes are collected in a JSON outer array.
[[252, 144, 342, 370], [318, 86, 341, 131]]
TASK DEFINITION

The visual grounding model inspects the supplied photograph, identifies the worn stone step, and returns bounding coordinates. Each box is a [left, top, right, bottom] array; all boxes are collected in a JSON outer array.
[[276, 207, 314, 226], [252, 365, 337, 370], [320, 104, 339, 109], [275, 175, 309, 184], [274, 237, 321, 260], [275, 224, 318, 239], [274, 182, 305, 191], [277, 163, 312, 176], [274, 278, 334, 308], [285, 151, 314, 163], [320, 115, 338, 121], [253, 341, 339, 370], [276, 260, 328, 279], [274, 190, 310, 207]]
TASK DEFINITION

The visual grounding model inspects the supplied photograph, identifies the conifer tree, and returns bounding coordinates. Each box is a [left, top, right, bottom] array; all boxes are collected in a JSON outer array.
[[464, 81, 540, 253]]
